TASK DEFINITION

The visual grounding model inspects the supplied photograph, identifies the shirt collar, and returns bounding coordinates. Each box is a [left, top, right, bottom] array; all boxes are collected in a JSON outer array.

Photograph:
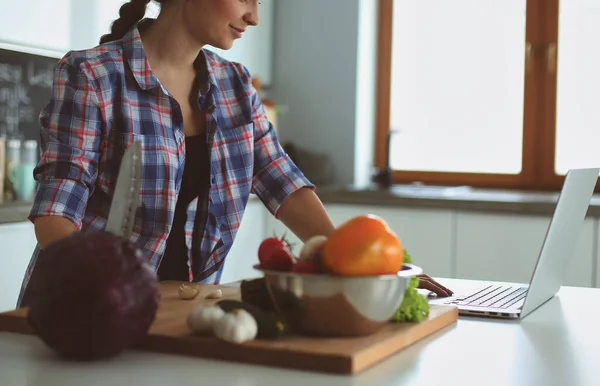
[[121, 19, 160, 91], [121, 19, 253, 129], [122, 19, 219, 98]]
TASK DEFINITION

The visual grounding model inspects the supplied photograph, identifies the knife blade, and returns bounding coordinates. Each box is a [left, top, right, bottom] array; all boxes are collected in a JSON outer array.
[[105, 140, 142, 238]]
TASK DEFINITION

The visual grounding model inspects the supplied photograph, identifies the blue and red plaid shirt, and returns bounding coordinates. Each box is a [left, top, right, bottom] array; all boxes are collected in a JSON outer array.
[[17, 19, 313, 305]]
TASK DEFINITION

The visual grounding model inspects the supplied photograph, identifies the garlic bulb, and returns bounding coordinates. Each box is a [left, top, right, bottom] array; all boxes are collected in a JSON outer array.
[[187, 305, 225, 334], [299, 235, 328, 261], [205, 289, 223, 299], [213, 309, 258, 344]]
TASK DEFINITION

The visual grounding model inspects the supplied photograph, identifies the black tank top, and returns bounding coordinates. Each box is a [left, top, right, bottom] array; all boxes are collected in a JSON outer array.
[[157, 134, 210, 281]]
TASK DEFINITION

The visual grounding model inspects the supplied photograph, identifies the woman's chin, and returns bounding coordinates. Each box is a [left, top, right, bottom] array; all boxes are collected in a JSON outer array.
[[207, 39, 235, 51]]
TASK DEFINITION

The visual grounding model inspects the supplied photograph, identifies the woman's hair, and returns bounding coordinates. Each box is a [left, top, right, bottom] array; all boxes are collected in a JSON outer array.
[[99, 0, 163, 44]]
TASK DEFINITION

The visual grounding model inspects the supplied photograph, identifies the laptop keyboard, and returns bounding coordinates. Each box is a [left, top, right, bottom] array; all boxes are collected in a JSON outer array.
[[445, 285, 528, 309]]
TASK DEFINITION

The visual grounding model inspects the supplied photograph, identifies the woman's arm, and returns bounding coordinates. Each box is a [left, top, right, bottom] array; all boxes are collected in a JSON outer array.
[[243, 65, 331, 241], [276, 187, 336, 242], [29, 54, 102, 248], [243, 65, 335, 243], [34, 216, 78, 249]]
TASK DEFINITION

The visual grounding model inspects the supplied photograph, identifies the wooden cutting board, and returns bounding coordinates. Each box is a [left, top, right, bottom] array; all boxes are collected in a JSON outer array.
[[0, 281, 458, 374]]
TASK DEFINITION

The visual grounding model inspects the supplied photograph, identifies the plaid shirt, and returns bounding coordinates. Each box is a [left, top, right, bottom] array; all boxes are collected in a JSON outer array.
[[17, 20, 313, 305]]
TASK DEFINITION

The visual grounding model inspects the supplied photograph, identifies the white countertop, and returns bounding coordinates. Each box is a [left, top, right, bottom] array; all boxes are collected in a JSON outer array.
[[1, 278, 599, 386]]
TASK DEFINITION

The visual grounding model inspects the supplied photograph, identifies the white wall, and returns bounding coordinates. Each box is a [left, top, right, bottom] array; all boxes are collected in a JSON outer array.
[[269, 0, 360, 186], [0, 0, 72, 51], [70, 0, 99, 51], [354, 0, 379, 187], [269, 0, 377, 186]]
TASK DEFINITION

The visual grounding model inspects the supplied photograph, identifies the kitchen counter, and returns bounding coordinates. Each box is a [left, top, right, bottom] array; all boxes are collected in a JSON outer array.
[[2, 184, 600, 225], [1, 278, 598, 386], [315, 184, 600, 217], [0, 201, 32, 225]]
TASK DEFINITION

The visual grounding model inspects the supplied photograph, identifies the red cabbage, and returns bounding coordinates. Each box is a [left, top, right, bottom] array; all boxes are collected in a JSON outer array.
[[26, 231, 160, 360]]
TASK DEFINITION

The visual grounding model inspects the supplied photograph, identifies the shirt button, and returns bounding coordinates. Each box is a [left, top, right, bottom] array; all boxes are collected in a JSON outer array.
[[220, 224, 226, 231], [211, 177, 215, 184]]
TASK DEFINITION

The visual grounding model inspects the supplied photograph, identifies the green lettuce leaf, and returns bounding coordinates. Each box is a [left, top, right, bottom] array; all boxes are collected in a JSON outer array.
[[390, 249, 430, 323]]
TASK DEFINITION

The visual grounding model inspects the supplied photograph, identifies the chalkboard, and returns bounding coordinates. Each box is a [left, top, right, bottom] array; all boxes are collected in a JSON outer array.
[[0, 42, 63, 142]]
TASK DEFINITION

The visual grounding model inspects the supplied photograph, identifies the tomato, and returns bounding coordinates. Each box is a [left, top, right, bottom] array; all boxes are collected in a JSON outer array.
[[258, 237, 288, 264], [258, 236, 295, 272], [321, 214, 404, 276], [261, 248, 295, 271]]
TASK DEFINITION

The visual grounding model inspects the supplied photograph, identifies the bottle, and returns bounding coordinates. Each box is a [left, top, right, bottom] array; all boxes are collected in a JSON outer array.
[[22, 140, 38, 166], [4, 137, 21, 201]]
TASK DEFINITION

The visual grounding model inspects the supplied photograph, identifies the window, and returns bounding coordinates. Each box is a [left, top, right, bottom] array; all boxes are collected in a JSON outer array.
[[375, 0, 600, 191]]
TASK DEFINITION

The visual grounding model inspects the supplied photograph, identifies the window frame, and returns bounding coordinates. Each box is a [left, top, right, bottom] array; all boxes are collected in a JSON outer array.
[[374, 0, 599, 192]]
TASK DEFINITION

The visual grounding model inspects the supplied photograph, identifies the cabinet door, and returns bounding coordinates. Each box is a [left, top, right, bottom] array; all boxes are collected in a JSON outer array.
[[266, 204, 455, 278], [456, 213, 595, 287], [221, 199, 267, 284], [0, 222, 37, 312]]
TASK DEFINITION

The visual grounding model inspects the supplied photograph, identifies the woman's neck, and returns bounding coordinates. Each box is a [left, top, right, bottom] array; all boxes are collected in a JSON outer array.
[[140, 7, 205, 73]]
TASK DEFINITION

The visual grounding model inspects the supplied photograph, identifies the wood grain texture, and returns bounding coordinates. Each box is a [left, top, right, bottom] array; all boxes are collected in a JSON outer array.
[[0, 281, 458, 374]]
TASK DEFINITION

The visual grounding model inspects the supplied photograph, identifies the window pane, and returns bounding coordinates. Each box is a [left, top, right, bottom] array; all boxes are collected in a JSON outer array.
[[389, 0, 527, 174], [555, 0, 600, 175]]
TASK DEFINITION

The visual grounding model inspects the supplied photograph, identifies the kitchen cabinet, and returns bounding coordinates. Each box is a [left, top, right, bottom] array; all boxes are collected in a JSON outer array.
[[220, 198, 267, 284], [240, 202, 600, 288], [0, 200, 268, 299], [0, 221, 37, 312], [265, 203, 455, 278], [455, 213, 596, 288]]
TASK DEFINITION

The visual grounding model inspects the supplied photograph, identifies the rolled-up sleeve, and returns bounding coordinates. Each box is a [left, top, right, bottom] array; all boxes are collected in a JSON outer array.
[[28, 55, 102, 229], [246, 69, 314, 217]]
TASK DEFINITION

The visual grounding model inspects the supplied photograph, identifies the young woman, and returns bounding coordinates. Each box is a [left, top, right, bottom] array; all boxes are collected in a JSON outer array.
[[17, 0, 451, 306], [16, 0, 336, 305]]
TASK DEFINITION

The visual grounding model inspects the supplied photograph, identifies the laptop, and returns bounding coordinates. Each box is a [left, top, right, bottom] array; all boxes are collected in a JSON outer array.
[[431, 168, 599, 320]]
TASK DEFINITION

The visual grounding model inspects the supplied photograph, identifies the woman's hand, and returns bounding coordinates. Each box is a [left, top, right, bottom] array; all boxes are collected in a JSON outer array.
[[417, 274, 454, 297]]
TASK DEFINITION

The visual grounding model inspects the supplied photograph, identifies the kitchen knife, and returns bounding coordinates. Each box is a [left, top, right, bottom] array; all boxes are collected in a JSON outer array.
[[105, 141, 142, 238]]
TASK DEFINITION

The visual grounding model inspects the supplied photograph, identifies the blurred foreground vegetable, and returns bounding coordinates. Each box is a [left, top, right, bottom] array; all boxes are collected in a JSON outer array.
[[26, 232, 160, 360]]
